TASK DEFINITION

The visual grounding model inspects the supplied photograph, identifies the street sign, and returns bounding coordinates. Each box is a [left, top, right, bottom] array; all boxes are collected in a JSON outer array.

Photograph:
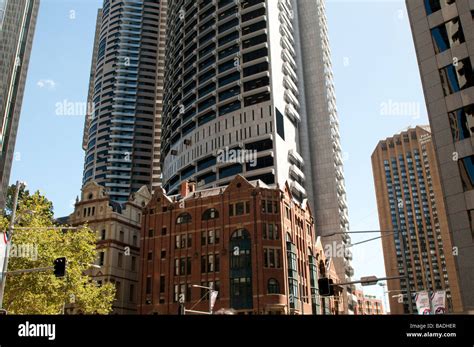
[[360, 276, 378, 286]]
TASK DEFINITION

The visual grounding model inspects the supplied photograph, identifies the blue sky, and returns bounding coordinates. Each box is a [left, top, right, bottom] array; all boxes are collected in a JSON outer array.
[[10, 0, 429, 309]]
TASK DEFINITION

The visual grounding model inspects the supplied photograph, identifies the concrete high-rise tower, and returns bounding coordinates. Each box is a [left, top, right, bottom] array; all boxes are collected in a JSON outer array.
[[0, 0, 40, 209], [294, 0, 353, 312], [372, 126, 462, 314], [406, 0, 474, 313], [159, 0, 354, 312], [82, 0, 167, 203]]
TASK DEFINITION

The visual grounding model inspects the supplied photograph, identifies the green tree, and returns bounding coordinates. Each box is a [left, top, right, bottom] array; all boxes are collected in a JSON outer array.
[[1, 186, 115, 314]]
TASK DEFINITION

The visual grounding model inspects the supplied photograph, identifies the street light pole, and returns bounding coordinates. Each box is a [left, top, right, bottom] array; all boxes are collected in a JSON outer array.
[[187, 284, 216, 315], [397, 228, 414, 314], [0, 181, 24, 309], [378, 282, 389, 314]]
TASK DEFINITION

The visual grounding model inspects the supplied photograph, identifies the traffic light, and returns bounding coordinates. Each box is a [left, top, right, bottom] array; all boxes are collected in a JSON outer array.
[[53, 257, 67, 278], [318, 278, 335, 296]]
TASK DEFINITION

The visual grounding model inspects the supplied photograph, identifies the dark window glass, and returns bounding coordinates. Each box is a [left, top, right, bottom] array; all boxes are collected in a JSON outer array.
[[146, 277, 152, 295], [219, 163, 243, 179], [219, 85, 241, 101], [198, 111, 216, 126], [219, 30, 239, 46], [176, 213, 192, 224], [218, 59, 237, 74], [244, 91, 270, 107], [276, 108, 285, 140], [159, 276, 165, 293], [242, 34, 267, 49], [458, 155, 474, 191], [268, 278, 280, 294], [243, 76, 269, 92], [203, 208, 219, 220], [218, 44, 239, 59], [431, 18, 465, 54], [246, 155, 274, 171], [424, 0, 455, 15], [439, 58, 474, 96], [218, 71, 240, 88], [245, 138, 273, 152], [219, 100, 241, 116], [197, 172, 217, 186], [449, 105, 474, 141], [242, 20, 266, 37], [236, 202, 245, 215], [243, 62, 268, 77], [198, 156, 217, 172], [181, 165, 196, 180], [241, 7, 265, 22]]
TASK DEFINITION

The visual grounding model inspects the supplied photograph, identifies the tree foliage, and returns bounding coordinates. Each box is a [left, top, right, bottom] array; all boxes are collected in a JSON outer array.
[[1, 186, 115, 314]]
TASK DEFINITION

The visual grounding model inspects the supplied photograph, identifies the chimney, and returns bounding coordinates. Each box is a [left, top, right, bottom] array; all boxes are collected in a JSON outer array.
[[180, 180, 196, 198]]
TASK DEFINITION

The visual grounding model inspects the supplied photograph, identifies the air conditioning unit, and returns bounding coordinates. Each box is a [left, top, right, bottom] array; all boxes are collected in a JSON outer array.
[[184, 139, 192, 146], [171, 149, 178, 156]]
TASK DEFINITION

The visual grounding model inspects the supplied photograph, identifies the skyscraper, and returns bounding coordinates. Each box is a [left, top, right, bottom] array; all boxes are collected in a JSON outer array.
[[372, 126, 462, 314], [159, 0, 354, 312], [0, 0, 39, 209], [82, 0, 166, 202], [406, 0, 474, 313], [295, 0, 353, 311]]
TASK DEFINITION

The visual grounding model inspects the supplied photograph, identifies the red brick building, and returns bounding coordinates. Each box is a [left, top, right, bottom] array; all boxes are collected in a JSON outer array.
[[354, 288, 385, 315], [138, 175, 340, 315]]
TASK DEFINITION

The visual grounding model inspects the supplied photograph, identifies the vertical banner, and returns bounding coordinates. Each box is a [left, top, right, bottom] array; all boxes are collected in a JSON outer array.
[[415, 291, 431, 315], [0, 231, 7, 282], [210, 290, 219, 311], [431, 291, 446, 314]]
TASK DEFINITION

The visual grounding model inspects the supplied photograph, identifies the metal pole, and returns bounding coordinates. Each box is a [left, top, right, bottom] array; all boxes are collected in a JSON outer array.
[[398, 229, 413, 314], [335, 275, 405, 286], [3, 266, 54, 276], [0, 181, 21, 309], [209, 282, 213, 315]]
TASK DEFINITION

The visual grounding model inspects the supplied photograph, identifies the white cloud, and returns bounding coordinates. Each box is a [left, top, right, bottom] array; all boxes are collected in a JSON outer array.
[[36, 79, 56, 90]]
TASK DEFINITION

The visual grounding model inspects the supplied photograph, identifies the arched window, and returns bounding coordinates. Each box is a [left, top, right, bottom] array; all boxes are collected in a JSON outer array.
[[202, 208, 219, 220], [267, 278, 280, 294], [231, 228, 250, 240], [176, 213, 192, 224]]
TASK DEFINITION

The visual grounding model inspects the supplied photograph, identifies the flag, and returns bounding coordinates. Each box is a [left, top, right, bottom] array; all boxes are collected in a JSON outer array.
[[431, 291, 446, 315], [415, 291, 431, 315], [210, 290, 219, 311], [0, 231, 7, 282]]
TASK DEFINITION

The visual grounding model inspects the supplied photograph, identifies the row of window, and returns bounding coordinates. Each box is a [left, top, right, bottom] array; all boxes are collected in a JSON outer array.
[[174, 230, 221, 249], [164, 277, 280, 303]]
